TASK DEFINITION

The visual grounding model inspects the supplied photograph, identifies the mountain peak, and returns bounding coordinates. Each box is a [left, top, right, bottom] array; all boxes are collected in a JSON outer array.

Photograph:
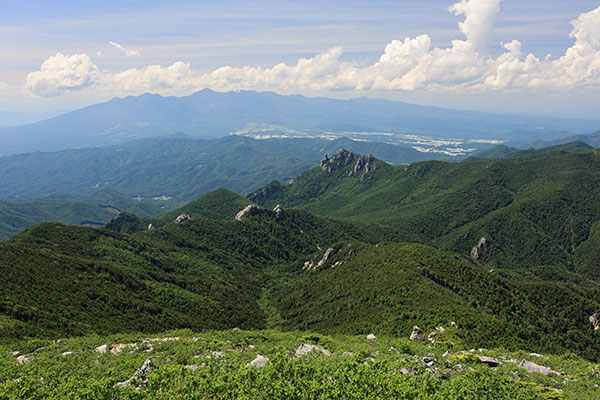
[[320, 149, 377, 177]]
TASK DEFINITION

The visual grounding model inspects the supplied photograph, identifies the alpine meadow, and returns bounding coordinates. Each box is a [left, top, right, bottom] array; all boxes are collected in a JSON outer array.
[[2, 0, 600, 399]]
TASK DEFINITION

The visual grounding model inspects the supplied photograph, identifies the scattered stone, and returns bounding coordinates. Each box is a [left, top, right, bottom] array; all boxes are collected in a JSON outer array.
[[295, 343, 331, 357], [272, 205, 288, 220], [590, 312, 599, 331], [400, 368, 414, 375], [247, 345, 255, 349], [60, 351, 75, 356], [421, 357, 436, 367], [16, 355, 33, 365], [450, 321, 457, 327], [11, 351, 20, 356], [528, 353, 544, 358], [173, 214, 191, 224], [342, 352, 354, 356], [211, 351, 224, 359], [115, 359, 155, 388], [366, 334, 377, 340], [94, 345, 109, 354], [409, 326, 424, 341], [111, 343, 137, 355], [479, 356, 501, 367], [248, 355, 269, 368], [519, 360, 558, 376]]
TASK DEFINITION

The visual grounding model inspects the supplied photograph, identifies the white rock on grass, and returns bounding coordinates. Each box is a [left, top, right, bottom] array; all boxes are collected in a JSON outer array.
[[295, 343, 331, 357], [94, 345, 109, 354], [519, 360, 559, 376], [248, 355, 269, 368], [16, 355, 33, 365], [366, 334, 377, 340]]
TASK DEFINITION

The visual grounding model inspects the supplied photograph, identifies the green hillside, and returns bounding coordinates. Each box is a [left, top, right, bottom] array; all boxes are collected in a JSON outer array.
[[249, 146, 600, 274], [2, 329, 599, 399]]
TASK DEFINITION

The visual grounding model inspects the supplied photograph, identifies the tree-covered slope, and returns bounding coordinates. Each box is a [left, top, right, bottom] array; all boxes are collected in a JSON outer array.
[[269, 242, 600, 358], [249, 146, 600, 273]]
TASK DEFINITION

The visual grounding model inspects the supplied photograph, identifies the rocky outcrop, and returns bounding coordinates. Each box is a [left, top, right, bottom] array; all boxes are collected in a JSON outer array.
[[480, 356, 501, 367], [410, 326, 424, 341], [115, 359, 155, 388], [519, 359, 559, 376], [317, 248, 337, 267], [366, 334, 377, 340], [94, 344, 109, 354], [16, 355, 33, 365], [235, 205, 261, 221], [273, 205, 288, 220], [248, 355, 269, 368], [173, 214, 190, 224], [470, 236, 488, 260], [320, 149, 377, 178], [590, 312, 599, 331], [295, 343, 331, 357]]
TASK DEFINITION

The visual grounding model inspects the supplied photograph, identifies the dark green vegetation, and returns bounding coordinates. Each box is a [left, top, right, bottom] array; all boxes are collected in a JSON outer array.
[[0, 135, 447, 241], [0, 191, 164, 241], [4, 329, 599, 399], [1, 143, 600, 398], [250, 144, 600, 276]]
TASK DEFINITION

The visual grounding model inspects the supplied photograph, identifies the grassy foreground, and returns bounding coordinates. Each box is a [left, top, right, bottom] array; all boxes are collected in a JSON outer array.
[[1, 329, 598, 399]]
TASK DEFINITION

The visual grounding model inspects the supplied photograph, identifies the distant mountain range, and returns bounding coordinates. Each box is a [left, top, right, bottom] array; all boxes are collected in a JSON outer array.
[[1, 89, 598, 156]]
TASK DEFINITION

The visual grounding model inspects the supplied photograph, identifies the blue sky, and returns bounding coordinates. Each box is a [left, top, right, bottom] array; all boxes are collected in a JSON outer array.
[[1, 0, 600, 121]]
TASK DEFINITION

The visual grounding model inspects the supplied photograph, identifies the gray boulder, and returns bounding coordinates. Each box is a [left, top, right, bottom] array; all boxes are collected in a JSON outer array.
[[16, 355, 33, 365], [519, 359, 557, 376], [115, 359, 155, 388], [248, 355, 269, 368], [480, 356, 501, 367], [94, 344, 109, 354], [409, 326, 424, 341], [173, 214, 190, 224], [295, 343, 331, 357]]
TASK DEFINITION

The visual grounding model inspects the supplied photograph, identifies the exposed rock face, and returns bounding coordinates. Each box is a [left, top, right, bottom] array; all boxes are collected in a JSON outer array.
[[480, 356, 501, 367], [519, 359, 558, 376], [248, 355, 269, 368], [115, 359, 155, 388], [147, 224, 154, 230], [235, 205, 261, 221], [273, 205, 288, 220], [366, 334, 377, 340], [590, 312, 599, 331], [409, 326, 424, 341], [320, 149, 377, 178], [174, 214, 191, 224], [470, 236, 488, 260], [317, 248, 337, 268], [16, 355, 33, 365], [295, 343, 331, 357]]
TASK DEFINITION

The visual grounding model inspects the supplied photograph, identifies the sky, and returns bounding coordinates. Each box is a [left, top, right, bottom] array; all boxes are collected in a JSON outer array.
[[1, 0, 600, 121]]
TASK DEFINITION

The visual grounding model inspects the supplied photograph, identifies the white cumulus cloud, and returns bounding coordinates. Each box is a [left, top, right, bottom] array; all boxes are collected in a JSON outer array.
[[25, 53, 100, 96], [109, 41, 140, 57], [24, 0, 600, 97]]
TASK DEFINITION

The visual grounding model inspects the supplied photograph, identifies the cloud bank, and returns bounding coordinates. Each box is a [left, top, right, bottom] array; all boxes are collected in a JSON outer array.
[[25, 0, 600, 97]]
